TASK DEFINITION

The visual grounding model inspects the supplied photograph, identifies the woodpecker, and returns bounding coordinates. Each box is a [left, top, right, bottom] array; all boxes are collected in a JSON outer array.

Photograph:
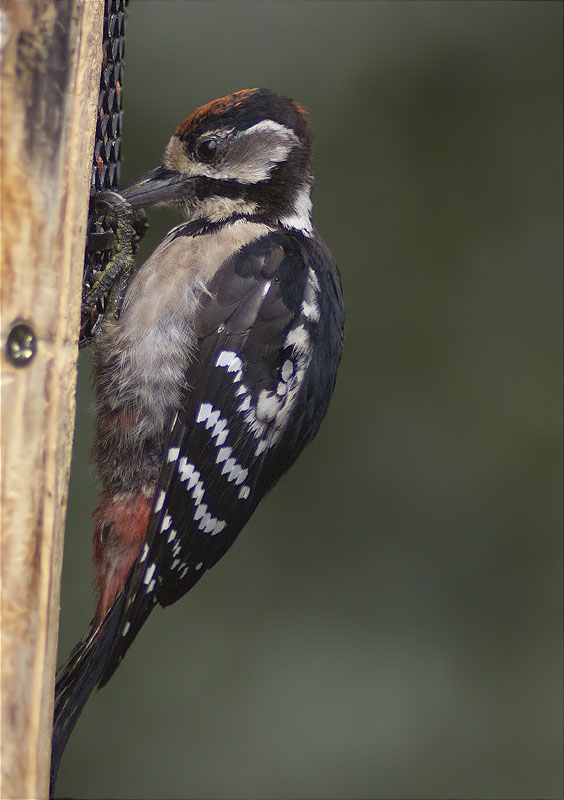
[[51, 88, 344, 790]]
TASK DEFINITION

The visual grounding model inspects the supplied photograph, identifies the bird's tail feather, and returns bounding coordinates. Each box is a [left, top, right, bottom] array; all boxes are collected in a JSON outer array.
[[50, 592, 126, 797]]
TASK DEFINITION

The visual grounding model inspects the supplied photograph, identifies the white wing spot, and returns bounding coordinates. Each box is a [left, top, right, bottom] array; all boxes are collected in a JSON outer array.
[[167, 528, 177, 543], [195, 561, 204, 571], [206, 408, 221, 429], [167, 447, 180, 463], [143, 563, 156, 584], [233, 466, 248, 485], [216, 351, 243, 375], [215, 429, 228, 446], [284, 324, 309, 353], [216, 350, 238, 368], [139, 543, 149, 563], [179, 458, 195, 483], [192, 481, 205, 504], [186, 470, 199, 491], [281, 360, 294, 382], [238, 486, 251, 500], [257, 390, 282, 421], [122, 621, 131, 637], [221, 457, 237, 476], [196, 402, 213, 424], [213, 417, 228, 436], [154, 490, 166, 513], [228, 358, 242, 373], [302, 299, 320, 322], [212, 519, 227, 535], [308, 268, 320, 291], [216, 446, 232, 464], [159, 513, 172, 533]]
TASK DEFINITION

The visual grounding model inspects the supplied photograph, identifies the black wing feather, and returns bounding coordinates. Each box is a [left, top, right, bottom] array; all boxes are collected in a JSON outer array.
[[98, 229, 343, 686]]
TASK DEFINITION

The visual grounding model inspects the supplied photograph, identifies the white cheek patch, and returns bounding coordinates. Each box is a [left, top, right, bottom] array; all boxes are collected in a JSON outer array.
[[215, 121, 300, 184], [231, 120, 299, 182]]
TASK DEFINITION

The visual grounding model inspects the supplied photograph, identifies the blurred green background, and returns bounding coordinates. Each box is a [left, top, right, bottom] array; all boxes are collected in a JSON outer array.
[[56, 2, 562, 798]]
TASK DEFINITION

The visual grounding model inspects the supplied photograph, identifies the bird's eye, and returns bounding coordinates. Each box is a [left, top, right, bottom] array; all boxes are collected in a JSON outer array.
[[196, 137, 219, 162]]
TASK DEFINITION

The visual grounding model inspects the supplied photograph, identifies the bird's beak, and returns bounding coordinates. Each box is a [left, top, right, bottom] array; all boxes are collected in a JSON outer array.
[[119, 165, 194, 208]]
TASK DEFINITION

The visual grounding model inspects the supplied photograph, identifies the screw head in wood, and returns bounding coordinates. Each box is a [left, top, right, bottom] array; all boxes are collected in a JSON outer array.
[[6, 321, 37, 367]]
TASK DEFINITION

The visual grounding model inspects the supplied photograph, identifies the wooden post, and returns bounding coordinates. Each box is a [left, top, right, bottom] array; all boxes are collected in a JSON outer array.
[[0, 2, 104, 797]]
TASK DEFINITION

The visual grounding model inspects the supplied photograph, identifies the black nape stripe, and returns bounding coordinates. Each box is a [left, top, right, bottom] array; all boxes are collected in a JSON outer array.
[[171, 213, 264, 240]]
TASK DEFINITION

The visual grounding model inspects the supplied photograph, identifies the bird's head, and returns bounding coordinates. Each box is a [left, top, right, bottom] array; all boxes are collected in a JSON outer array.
[[120, 88, 313, 233]]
